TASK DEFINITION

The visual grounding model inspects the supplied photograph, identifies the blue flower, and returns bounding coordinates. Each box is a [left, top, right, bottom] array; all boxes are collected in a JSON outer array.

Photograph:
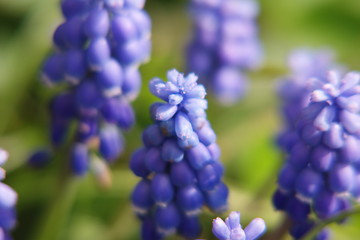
[[276, 49, 336, 153], [274, 50, 360, 239], [0, 149, 17, 239], [32, 0, 151, 176], [212, 211, 266, 240], [187, 0, 262, 104], [130, 69, 228, 239]]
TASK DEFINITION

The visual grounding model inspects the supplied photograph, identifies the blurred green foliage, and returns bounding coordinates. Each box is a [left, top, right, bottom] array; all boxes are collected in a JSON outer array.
[[1, 0, 360, 239]]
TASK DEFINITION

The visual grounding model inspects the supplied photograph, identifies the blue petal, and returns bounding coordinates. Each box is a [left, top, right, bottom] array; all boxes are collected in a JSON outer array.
[[131, 179, 153, 216], [151, 174, 174, 205], [212, 217, 230, 240], [176, 186, 204, 215], [170, 161, 196, 187], [340, 110, 360, 133], [144, 147, 166, 173], [244, 218, 266, 240], [295, 168, 323, 200], [87, 38, 111, 70], [155, 203, 180, 232], [329, 163, 355, 193], [151, 103, 178, 121], [83, 8, 109, 38], [178, 216, 201, 239], [161, 139, 184, 162], [175, 112, 194, 142], [129, 148, 149, 177], [142, 124, 164, 147], [186, 143, 212, 170], [225, 211, 241, 230]]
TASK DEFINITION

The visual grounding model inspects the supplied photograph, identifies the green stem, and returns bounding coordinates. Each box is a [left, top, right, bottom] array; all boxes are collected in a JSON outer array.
[[31, 141, 81, 240], [301, 205, 360, 240], [32, 170, 80, 240]]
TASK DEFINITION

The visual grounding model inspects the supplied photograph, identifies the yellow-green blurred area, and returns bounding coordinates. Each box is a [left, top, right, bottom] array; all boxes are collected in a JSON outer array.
[[1, 0, 360, 239]]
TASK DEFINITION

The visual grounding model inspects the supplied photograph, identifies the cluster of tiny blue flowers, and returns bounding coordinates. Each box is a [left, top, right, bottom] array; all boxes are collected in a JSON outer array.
[[277, 49, 336, 153], [130, 69, 228, 239], [0, 149, 17, 240], [212, 211, 266, 240], [35, 0, 151, 175], [187, 0, 262, 104], [274, 51, 360, 239]]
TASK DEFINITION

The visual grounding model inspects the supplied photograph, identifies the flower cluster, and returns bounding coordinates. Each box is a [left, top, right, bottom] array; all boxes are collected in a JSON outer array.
[[35, 0, 151, 175], [212, 211, 266, 240], [130, 69, 228, 239], [277, 49, 336, 153], [187, 0, 262, 104], [274, 51, 360, 239], [0, 149, 17, 239]]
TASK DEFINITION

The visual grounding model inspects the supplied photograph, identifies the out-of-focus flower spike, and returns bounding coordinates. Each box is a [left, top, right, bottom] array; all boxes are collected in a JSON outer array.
[[36, 0, 151, 176], [188, 0, 262, 104]]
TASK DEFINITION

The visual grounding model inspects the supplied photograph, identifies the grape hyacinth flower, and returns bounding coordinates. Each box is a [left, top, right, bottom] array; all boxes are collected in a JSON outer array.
[[187, 0, 262, 104], [130, 69, 228, 239], [0, 149, 18, 240], [277, 49, 337, 153], [33, 0, 151, 175], [274, 56, 360, 238], [212, 211, 266, 240]]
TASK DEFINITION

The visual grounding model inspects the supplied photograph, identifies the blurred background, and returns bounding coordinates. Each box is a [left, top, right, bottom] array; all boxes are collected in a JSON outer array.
[[1, 0, 360, 239]]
